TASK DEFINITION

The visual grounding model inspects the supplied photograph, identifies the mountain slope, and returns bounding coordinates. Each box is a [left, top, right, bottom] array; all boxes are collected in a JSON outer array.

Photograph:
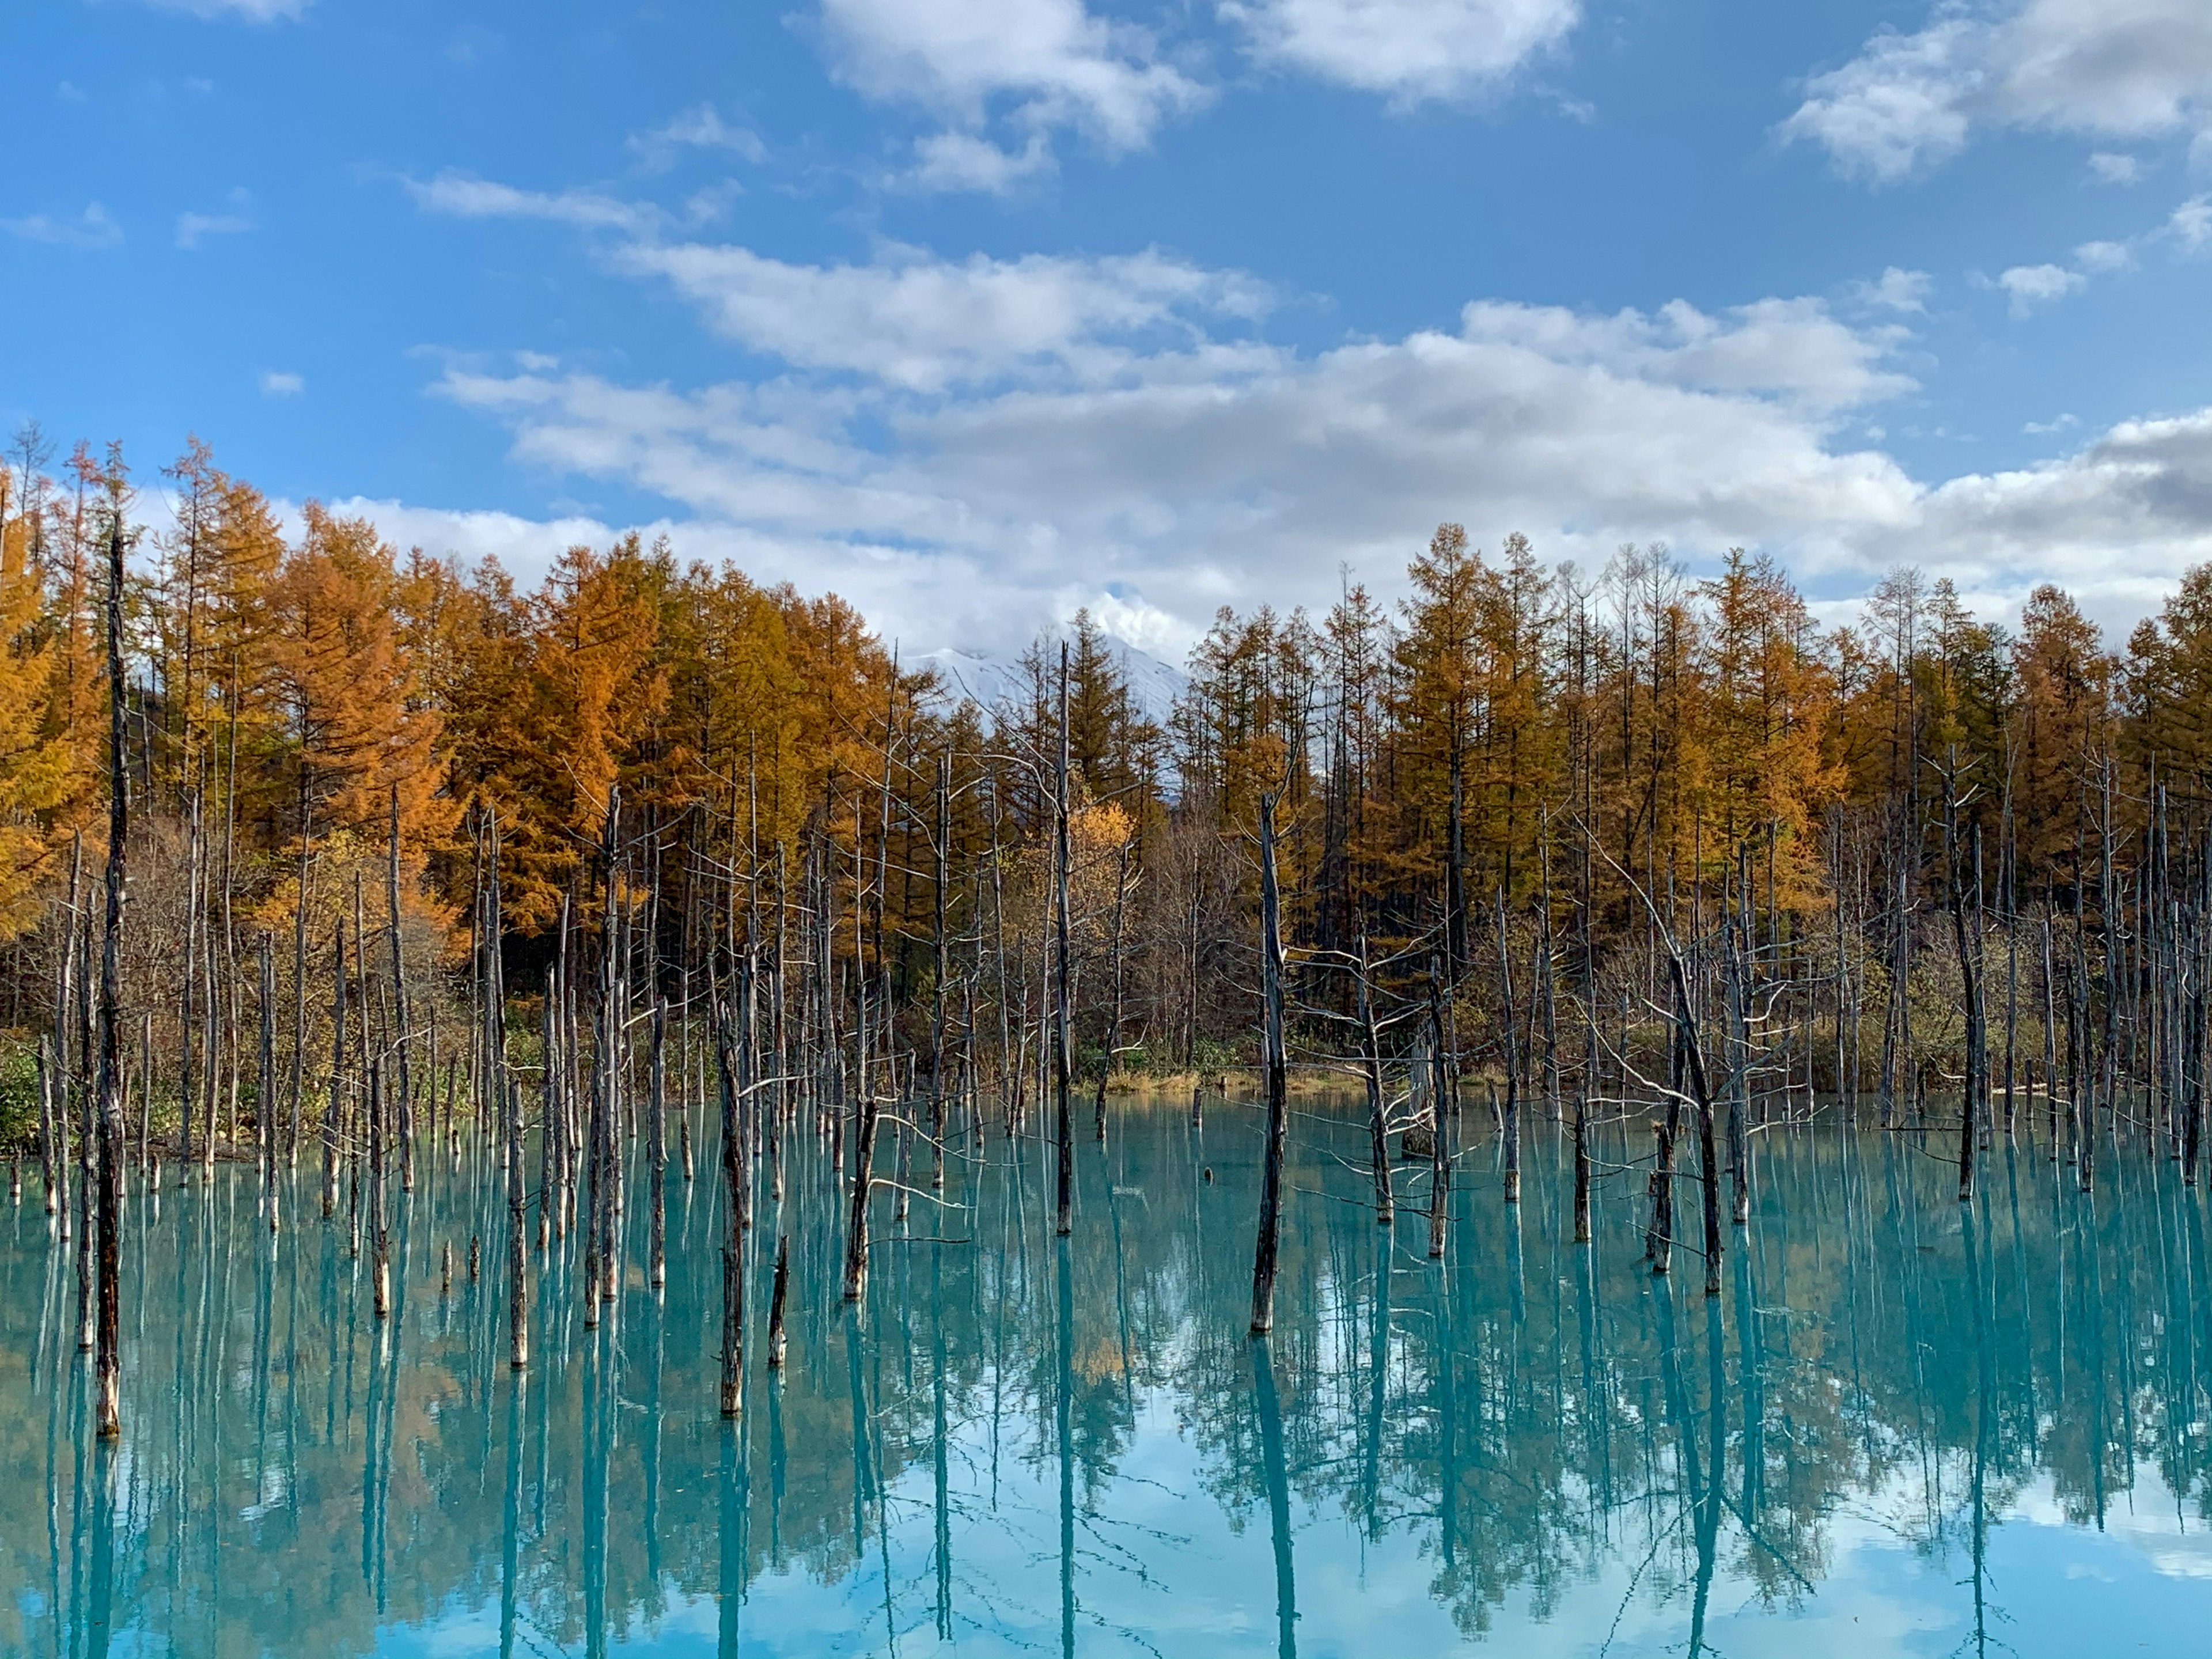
[[916, 632, 1187, 730]]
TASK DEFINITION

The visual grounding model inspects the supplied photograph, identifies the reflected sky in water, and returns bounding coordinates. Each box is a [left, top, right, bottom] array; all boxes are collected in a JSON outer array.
[[7, 1100, 2211, 1657]]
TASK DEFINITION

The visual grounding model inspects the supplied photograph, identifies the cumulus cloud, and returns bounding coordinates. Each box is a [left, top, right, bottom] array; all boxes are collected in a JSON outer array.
[[1997, 262, 2088, 313], [1911, 410, 2212, 627], [1975, 190, 2208, 314], [629, 105, 767, 168], [2172, 194, 2212, 249], [609, 241, 1272, 391], [1222, 0, 1581, 102], [407, 237, 1959, 652], [382, 206, 2212, 654], [399, 171, 1277, 369], [2071, 237, 2135, 271], [422, 336, 2212, 656], [815, 0, 1580, 176], [344, 492, 1027, 650], [2088, 150, 2141, 183], [1783, 1, 2212, 181], [816, 0, 1207, 180], [260, 370, 305, 397], [2, 202, 122, 248], [1456, 294, 1914, 413], [1779, 19, 1979, 181], [1853, 267, 1934, 312], [907, 130, 1057, 194], [311, 498, 620, 580]]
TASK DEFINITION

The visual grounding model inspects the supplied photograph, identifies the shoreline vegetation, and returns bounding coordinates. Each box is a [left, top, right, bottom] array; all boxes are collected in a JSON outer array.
[[4, 430, 2209, 1444]]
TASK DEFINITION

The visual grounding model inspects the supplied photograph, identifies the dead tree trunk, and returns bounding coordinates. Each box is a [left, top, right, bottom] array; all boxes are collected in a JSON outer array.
[[649, 995, 667, 1290], [844, 970, 883, 1301], [1094, 835, 1131, 1145], [369, 1058, 389, 1320], [715, 972, 748, 1414], [1495, 888, 1521, 1205], [1647, 1118, 1676, 1274], [1942, 755, 1983, 1203], [487, 811, 525, 1371], [387, 786, 414, 1195], [931, 755, 952, 1185], [1673, 950, 1726, 1297], [1621, 868, 1723, 1296], [92, 512, 128, 1441], [767, 1233, 789, 1369], [1249, 793, 1290, 1336], [1052, 645, 1075, 1238], [1724, 863, 1751, 1228], [584, 790, 619, 1330], [288, 801, 311, 1167], [180, 795, 201, 1180], [56, 839, 80, 1227], [323, 922, 344, 1218], [259, 935, 279, 1236], [1356, 934, 1391, 1226], [1427, 964, 1451, 1260]]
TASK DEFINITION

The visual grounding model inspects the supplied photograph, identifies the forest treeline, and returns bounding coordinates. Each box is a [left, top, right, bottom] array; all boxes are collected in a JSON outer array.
[[4, 431, 2212, 1174]]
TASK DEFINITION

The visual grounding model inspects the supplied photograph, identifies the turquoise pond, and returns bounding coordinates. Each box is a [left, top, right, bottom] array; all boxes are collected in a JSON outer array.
[[7, 1100, 2211, 1656]]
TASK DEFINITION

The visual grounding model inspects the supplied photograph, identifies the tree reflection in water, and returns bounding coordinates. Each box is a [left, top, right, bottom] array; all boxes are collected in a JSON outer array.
[[5, 1100, 2212, 1657]]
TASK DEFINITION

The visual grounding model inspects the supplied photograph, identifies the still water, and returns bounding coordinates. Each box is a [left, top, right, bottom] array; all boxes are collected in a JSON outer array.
[[6, 1101, 2211, 1657]]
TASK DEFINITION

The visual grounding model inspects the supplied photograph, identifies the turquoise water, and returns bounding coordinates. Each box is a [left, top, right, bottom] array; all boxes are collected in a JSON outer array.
[[7, 1102, 2211, 1657]]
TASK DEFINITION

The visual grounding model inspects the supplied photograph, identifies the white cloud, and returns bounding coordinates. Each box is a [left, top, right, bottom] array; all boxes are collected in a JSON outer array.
[[378, 210, 2212, 654], [1997, 261, 2088, 313], [814, 0, 1207, 188], [2088, 149, 2141, 182], [630, 105, 767, 168], [1999, 0, 2212, 135], [1783, 1, 2212, 181], [260, 371, 305, 397], [2171, 194, 2212, 248], [417, 244, 1948, 652], [2, 202, 122, 248], [1976, 191, 2203, 309], [1222, 0, 1580, 102], [1779, 19, 1979, 182], [1911, 410, 2212, 607], [429, 341, 2212, 656], [1455, 294, 1913, 413], [313, 498, 615, 581], [906, 131, 1056, 194], [1853, 266, 1934, 312], [148, 0, 308, 17], [403, 175, 1277, 379], [608, 241, 1272, 391], [176, 204, 254, 248], [402, 171, 657, 234]]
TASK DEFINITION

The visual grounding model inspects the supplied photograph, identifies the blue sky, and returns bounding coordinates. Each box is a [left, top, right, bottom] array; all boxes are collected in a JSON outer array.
[[6, 0, 2210, 656]]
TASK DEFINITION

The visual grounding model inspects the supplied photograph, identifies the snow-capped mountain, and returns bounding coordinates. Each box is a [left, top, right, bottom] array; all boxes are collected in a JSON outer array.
[[915, 631, 1187, 731], [1107, 642, 1188, 729]]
